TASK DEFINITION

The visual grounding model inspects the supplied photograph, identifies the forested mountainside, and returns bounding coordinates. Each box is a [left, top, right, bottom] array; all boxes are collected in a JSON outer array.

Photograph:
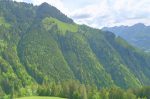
[[102, 23, 150, 52], [0, 0, 150, 98]]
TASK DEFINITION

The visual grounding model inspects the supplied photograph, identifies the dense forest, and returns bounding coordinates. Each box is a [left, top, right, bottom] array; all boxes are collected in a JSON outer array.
[[0, 0, 150, 98], [2, 80, 150, 99]]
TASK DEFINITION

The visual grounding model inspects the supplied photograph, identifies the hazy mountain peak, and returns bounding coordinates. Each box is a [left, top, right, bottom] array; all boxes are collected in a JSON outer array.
[[40, 2, 49, 6], [132, 23, 145, 28], [36, 2, 73, 23], [102, 23, 150, 52]]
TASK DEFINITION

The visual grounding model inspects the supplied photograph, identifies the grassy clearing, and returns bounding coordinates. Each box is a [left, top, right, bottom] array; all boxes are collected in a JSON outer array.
[[0, 17, 11, 28], [42, 17, 78, 34], [16, 96, 67, 99]]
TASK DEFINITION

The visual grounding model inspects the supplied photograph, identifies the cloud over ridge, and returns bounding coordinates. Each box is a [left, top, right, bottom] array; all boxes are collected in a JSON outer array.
[[14, 0, 150, 28]]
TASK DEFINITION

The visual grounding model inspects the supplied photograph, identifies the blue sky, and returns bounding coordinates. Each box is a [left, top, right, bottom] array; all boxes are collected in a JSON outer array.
[[14, 0, 150, 28]]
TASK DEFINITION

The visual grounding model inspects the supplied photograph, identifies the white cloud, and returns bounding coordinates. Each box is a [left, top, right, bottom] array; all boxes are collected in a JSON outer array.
[[13, 0, 150, 28], [73, 0, 150, 28]]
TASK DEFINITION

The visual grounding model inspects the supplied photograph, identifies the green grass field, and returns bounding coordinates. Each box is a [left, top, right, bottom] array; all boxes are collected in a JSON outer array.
[[16, 96, 67, 99], [42, 17, 78, 34], [0, 17, 11, 28]]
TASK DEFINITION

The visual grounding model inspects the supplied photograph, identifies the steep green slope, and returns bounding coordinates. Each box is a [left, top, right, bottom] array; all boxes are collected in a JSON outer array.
[[17, 17, 114, 87], [18, 24, 75, 83], [56, 31, 114, 87], [78, 26, 142, 88], [0, 15, 34, 96], [0, 1, 150, 97]]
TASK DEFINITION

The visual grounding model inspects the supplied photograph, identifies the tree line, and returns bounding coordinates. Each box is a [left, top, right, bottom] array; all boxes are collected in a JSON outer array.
[[1, 80, 150, 99]]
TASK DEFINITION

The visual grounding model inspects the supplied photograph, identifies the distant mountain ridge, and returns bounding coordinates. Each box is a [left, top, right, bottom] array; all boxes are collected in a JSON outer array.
[[0, 1, 150, 96], [102, 23, 150, 52]]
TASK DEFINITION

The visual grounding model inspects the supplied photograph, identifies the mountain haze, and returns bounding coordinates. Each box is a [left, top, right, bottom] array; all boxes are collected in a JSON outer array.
[[102, 23, 150, 52]]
